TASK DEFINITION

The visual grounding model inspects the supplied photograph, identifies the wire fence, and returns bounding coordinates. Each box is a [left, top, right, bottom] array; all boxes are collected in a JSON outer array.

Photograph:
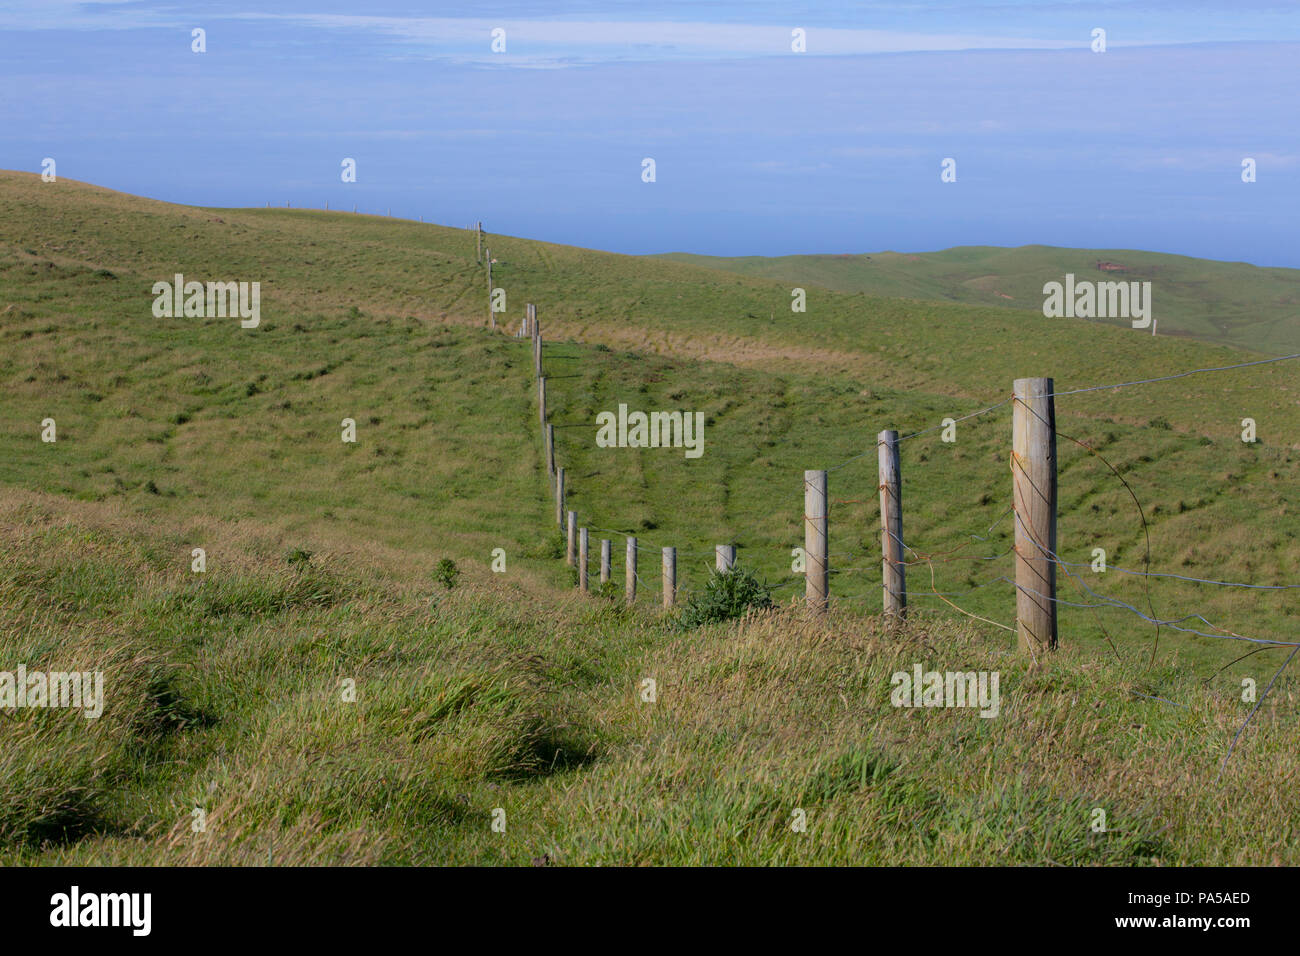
[[513, 289, 1300, 769]]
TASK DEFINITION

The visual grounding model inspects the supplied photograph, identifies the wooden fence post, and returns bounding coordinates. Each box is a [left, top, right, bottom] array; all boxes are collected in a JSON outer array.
[[662, 547, 676, 608], [546, 424, 555, 481], [804, 470, 828, 612], [566, 510, 577, 566], [555, 467, 565, 528], [715, 545, 736, 573], [485, 249, 494, 329], [538, 376, 547, 428], [579, 528, 589, 591], [1012, 377, 1058, 655], [534, 332, 543, 379], [600, 539, 611, 585], [626, 537, 637, 605], [878, 429, 907, 619]]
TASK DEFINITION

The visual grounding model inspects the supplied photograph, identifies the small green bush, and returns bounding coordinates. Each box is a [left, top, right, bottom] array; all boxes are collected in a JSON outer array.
[[434, 558, 459, 589], [678, 566, 773, 629]]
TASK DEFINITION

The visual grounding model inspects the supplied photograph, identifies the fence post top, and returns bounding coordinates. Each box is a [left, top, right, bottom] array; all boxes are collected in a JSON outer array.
[[1013, 377, 1054, 396]]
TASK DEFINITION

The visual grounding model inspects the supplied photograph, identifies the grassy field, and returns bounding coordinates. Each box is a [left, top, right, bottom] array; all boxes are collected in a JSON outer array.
[[2, 171, 1298, 864], [660, 245, 1300, 357]]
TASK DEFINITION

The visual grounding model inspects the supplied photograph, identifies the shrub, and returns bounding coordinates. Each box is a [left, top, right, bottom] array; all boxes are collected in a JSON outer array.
[[285, 546, 313, 567], [678, 566, 774, 629], [434, 558, 459, 589]]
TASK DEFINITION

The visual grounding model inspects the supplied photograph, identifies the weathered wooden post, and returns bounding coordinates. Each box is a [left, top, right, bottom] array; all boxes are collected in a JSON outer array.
[[878, 429, 907, 619], [538, 376, 547, 427], [662, 547, 676, 608], [485, 248, 494, 329], [579, 528, 589, 591], [1012, 377, 1058, 655], [555, 467, 565, 528], [804, 470, 828, 612], [626, 537, 637, 605], [533, 332, 543, 379], [715, 545, 736, 573], [566, 510, 577, 566], [546, 424, 556, 482], [600, 539, 611, 585]]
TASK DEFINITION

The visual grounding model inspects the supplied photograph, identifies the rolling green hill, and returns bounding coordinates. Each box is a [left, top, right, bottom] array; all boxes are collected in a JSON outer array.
[[2, 171, 1298, 864], [659, 245, 1300, 356]]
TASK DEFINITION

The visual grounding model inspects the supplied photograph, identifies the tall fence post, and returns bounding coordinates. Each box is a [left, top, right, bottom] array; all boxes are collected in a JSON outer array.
[[662, 547, 676, 608], [534, 332, 543, 379], [600, 538, 611, 585], [579, 528, 589, 591], [715, 545, 736, 573], [804, 470, 828, 612], [878, 429, 907, 620], [555, 467, 565, 528], [546, 424, 556, 482], [1012, 377, 1058, 655], [566, 510, 577, 566], [626, 537, 637, 605], [538, 376, 547, 428], [485, 250, 494, 329]]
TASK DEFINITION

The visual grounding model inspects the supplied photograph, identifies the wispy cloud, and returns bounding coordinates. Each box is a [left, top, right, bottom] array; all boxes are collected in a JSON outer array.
[[231, 13, 1078, 65]]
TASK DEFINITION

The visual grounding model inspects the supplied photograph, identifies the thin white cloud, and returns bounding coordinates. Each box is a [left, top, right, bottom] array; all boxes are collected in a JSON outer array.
[[232, 13, 1077, 61], [1130, 149, 1298, 171]]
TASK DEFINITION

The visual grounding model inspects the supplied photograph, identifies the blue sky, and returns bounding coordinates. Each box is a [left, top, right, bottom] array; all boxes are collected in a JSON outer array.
[[2, 1, 1297, 265]]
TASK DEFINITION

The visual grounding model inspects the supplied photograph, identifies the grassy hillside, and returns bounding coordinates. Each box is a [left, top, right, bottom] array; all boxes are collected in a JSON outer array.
[[3, 493, 1297, 865], [659, 245, 1300, 357], [2, 171, 1298, 863]]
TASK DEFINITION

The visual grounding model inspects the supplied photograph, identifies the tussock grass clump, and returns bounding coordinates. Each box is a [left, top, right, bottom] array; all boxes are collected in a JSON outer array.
[[0, 628, 193, 849]]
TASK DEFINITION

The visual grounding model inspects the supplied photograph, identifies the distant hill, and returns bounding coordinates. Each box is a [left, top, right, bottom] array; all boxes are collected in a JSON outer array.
[[658, 246, 1300, 356]]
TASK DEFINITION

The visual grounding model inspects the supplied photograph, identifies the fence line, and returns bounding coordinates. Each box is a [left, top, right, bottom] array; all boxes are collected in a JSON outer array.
[[526, 320, 1295, 622], [502, 279, 1298, 761]]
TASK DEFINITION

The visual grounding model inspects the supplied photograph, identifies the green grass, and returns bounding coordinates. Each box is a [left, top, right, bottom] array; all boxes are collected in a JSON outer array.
[[2, 504, 1296, 864], [659, 244, 1300, 357], [1, 170, 1298, 864]]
